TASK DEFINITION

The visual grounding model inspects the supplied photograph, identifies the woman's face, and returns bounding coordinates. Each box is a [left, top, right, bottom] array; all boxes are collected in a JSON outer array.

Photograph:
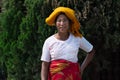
[[55, 14, 70, 33]]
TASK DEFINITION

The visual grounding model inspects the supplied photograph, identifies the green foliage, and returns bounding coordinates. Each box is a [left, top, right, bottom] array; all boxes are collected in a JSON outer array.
[[0, 0, 120, 80], [0, 0, 55, 79]]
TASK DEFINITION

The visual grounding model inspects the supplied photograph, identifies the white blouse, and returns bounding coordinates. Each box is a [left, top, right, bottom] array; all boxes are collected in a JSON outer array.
[[41, 33, 93, 63]]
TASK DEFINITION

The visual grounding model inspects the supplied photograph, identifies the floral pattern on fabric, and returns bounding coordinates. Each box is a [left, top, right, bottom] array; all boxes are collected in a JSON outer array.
[[48, 59, 81, 80]]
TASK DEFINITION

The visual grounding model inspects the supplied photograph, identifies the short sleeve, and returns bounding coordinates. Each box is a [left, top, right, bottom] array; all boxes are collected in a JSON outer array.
[[41, 40, 51, 62], [79, 37, 93, 53]]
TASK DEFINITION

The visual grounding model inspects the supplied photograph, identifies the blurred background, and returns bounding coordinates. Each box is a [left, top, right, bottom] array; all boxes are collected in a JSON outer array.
[[0, 0, 120, 80]]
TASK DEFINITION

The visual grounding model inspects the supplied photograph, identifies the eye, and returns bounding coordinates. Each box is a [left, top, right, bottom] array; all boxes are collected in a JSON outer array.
[[56, 18, 68, 23], [63, 19, 68, 22], [56, 19, 61, 22]]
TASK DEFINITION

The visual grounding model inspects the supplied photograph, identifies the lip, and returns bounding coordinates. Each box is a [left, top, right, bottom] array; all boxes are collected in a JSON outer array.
[[59, 27, 64, 30], [59, 27, 64, 31], [59, 26, 64, 28]]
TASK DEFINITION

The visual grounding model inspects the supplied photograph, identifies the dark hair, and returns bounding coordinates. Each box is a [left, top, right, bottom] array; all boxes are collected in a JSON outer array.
[[54, 12, 71, 24]]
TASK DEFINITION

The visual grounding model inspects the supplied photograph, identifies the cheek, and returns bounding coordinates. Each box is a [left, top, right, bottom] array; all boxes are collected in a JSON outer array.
[[56, 23, 60, 27], [65, 23, 70, 29]]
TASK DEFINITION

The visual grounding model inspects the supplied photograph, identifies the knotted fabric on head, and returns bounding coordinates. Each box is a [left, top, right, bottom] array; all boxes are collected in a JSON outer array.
[[45, 7, 82, 37]]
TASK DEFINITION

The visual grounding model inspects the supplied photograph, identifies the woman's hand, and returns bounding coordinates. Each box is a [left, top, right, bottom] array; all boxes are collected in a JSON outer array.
[[80, 48, 95, 75]]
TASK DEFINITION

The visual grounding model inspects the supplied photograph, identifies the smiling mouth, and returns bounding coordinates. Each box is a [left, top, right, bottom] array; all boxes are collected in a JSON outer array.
[[59, 27, 65, 31], [59, 26, 63, 28], [59, 28, 64, 30]]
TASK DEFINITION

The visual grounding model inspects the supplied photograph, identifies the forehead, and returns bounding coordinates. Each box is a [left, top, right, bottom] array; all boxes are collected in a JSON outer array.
[[56, 13, 69, 20]]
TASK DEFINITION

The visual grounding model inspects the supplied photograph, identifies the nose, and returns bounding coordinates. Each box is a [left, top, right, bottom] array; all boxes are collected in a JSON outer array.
[[59, 21, 64, 26]]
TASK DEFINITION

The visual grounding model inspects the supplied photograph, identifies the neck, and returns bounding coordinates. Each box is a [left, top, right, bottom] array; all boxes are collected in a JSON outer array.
[[55, 32, 70, 41]]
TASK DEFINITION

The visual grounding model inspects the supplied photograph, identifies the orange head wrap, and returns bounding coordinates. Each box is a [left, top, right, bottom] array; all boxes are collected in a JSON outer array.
[[45, 7, 82, 37]]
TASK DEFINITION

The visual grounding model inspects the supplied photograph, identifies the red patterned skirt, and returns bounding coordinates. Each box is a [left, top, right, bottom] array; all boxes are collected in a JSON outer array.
[[48, 59, 82, 80]]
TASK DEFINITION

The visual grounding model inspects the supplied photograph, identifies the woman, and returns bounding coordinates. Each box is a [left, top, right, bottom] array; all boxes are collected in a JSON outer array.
[[41, 7, 95, 80]]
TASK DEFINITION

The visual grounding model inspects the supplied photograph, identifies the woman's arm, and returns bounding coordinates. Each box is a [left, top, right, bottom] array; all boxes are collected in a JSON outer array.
[[41, 61, 50, 80], [80, 48, 95, 75]]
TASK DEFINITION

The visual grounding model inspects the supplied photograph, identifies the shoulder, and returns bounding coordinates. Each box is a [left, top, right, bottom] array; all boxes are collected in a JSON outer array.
[[71, 33, 84, 41], [44, 35, 55, 45], [45, 35, 54, 41], [71, 34, 91, 45]]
